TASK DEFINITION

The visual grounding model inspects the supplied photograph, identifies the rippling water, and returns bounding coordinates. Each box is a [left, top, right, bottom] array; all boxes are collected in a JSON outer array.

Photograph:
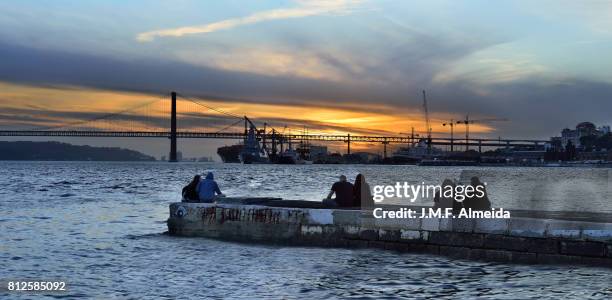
[[1, 161, 611, 299]]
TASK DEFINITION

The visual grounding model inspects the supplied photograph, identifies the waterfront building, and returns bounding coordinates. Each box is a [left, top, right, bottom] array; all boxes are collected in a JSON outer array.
[[554, 122, 608, 149]]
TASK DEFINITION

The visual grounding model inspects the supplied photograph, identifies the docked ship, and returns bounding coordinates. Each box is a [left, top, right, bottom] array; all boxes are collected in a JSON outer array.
[[277, 147, 313, 164], [276, 140, 313, 164], [217, 144, 242, 163], [218, 117, 318, 164], [239, 118, 269, 164], [277, 147, 298, 164], [392, 139, 444, 163]]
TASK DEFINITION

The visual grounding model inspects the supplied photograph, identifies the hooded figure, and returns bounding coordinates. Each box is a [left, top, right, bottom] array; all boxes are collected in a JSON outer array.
[[196, 172, 222, 203]]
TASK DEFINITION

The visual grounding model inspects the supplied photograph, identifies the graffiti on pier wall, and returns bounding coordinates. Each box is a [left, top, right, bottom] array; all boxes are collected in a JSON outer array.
[[201, 206, 305, 224], [247, 208, 280, 224], [202, 207, 217, 224]]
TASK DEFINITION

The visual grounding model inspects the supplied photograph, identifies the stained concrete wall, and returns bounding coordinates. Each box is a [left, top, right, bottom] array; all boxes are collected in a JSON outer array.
[[167, 202, 612, 267]]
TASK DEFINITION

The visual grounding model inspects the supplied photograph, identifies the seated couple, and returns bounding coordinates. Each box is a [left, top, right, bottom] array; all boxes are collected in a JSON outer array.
[[181, 172, 224, 203], [323, 174, 374, 208]]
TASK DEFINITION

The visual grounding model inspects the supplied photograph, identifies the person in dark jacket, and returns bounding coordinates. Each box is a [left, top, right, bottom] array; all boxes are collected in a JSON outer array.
[[463, 176, 491, 211], [434, 179, 455, 210], [353, 174, 374, 208], [324, 175, 354, 207], [182, 175, 201, 202]]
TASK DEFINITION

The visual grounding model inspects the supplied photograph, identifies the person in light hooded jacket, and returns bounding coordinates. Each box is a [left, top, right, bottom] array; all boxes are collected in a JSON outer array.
[[196, 172, 223, 203]]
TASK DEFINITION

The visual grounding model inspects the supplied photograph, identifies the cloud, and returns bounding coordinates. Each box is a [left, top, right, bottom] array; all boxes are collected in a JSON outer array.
[[136, 0, 361, 42], [174, 46, 368, 82], [0, 83, 418, 137], [433, 51, 550, 85], [3, 22, 612, 142], [520, 1, 612, 36], [0, 42, 417, 114]]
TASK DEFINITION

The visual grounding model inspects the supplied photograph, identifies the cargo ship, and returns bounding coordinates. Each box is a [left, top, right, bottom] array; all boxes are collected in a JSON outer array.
[[218, 118, 317, 164], [217, 144, 242, 163], [239, 118, 269, 164]]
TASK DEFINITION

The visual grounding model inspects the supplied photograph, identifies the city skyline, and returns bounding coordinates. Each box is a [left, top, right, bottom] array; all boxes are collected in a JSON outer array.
[[1, 0, 612, 156]]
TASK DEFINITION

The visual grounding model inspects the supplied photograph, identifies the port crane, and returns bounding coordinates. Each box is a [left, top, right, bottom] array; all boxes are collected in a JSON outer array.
[[456, 115, 508, 151], [279, 125, 289, 154], [422, 90, 432, 152], [442, 120, 455, 152]]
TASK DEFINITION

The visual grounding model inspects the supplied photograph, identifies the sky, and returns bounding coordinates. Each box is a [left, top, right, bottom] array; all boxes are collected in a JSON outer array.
[[1, 0, 612, 158]]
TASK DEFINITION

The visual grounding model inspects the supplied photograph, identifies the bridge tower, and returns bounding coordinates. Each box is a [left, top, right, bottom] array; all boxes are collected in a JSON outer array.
[[169, 91, 177, 162], [346, 134, 351, 155]]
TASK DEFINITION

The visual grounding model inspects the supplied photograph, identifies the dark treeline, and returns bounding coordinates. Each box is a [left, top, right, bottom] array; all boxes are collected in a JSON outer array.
[[579, 133, 612, 152], [544, 133, 612, 161], [0, 141, 155, 161]]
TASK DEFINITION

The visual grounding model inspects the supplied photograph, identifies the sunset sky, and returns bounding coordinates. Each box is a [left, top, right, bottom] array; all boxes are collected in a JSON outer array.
[[1, 0, 612, 157]]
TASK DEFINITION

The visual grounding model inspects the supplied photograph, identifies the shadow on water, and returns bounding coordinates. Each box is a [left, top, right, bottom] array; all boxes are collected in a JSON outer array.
[[123, 232, 168, 240]]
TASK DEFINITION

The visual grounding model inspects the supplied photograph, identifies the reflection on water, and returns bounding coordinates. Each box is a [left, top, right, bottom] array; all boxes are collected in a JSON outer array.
[[1, 161, 611, 298]]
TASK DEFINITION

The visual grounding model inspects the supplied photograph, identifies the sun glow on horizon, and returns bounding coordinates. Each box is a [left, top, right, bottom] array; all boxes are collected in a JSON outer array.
[[0, 82, 497, 137]]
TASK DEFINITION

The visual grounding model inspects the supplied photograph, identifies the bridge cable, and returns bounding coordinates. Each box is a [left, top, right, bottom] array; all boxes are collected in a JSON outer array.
[[32, 96, 165, 131], [177, 93, 243, 120], [214, 118, 244, 134]]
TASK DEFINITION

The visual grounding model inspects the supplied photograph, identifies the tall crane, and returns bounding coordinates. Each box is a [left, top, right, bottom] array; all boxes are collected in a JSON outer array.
[[422, 90, 432, 152], [456, 115, 508, 151], [442, 120, 455, 152]]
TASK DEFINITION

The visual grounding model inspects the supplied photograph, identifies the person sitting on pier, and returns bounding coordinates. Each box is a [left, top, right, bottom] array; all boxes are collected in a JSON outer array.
[[433, 178, 455, 211], [197, 172, 223, 203], [181, 175, 201, 202], [323, 175, 354, 207], [353, 174, 374, 209], [463, 176, 491, 211]]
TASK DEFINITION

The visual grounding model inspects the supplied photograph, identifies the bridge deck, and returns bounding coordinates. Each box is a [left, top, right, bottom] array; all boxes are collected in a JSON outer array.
[[0, 130, 547, 146]]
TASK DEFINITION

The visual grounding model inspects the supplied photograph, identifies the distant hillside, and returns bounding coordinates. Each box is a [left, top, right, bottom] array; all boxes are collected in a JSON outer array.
[[0, 141, 156, 161]]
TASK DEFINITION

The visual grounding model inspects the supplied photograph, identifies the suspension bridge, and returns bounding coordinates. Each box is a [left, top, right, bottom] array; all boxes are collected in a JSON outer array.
[[0, 91, 548, 161]]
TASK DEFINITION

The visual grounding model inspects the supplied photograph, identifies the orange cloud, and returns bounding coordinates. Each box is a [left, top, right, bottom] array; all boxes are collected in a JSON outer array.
[[0, 82, 496, 138]]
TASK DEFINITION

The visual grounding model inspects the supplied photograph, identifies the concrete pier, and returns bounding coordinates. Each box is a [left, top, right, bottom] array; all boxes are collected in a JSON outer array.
[[167, 199, 612, 267]]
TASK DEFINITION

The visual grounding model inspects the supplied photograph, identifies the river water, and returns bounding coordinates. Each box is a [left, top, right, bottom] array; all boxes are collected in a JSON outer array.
[[1, 161, 611, 299]]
